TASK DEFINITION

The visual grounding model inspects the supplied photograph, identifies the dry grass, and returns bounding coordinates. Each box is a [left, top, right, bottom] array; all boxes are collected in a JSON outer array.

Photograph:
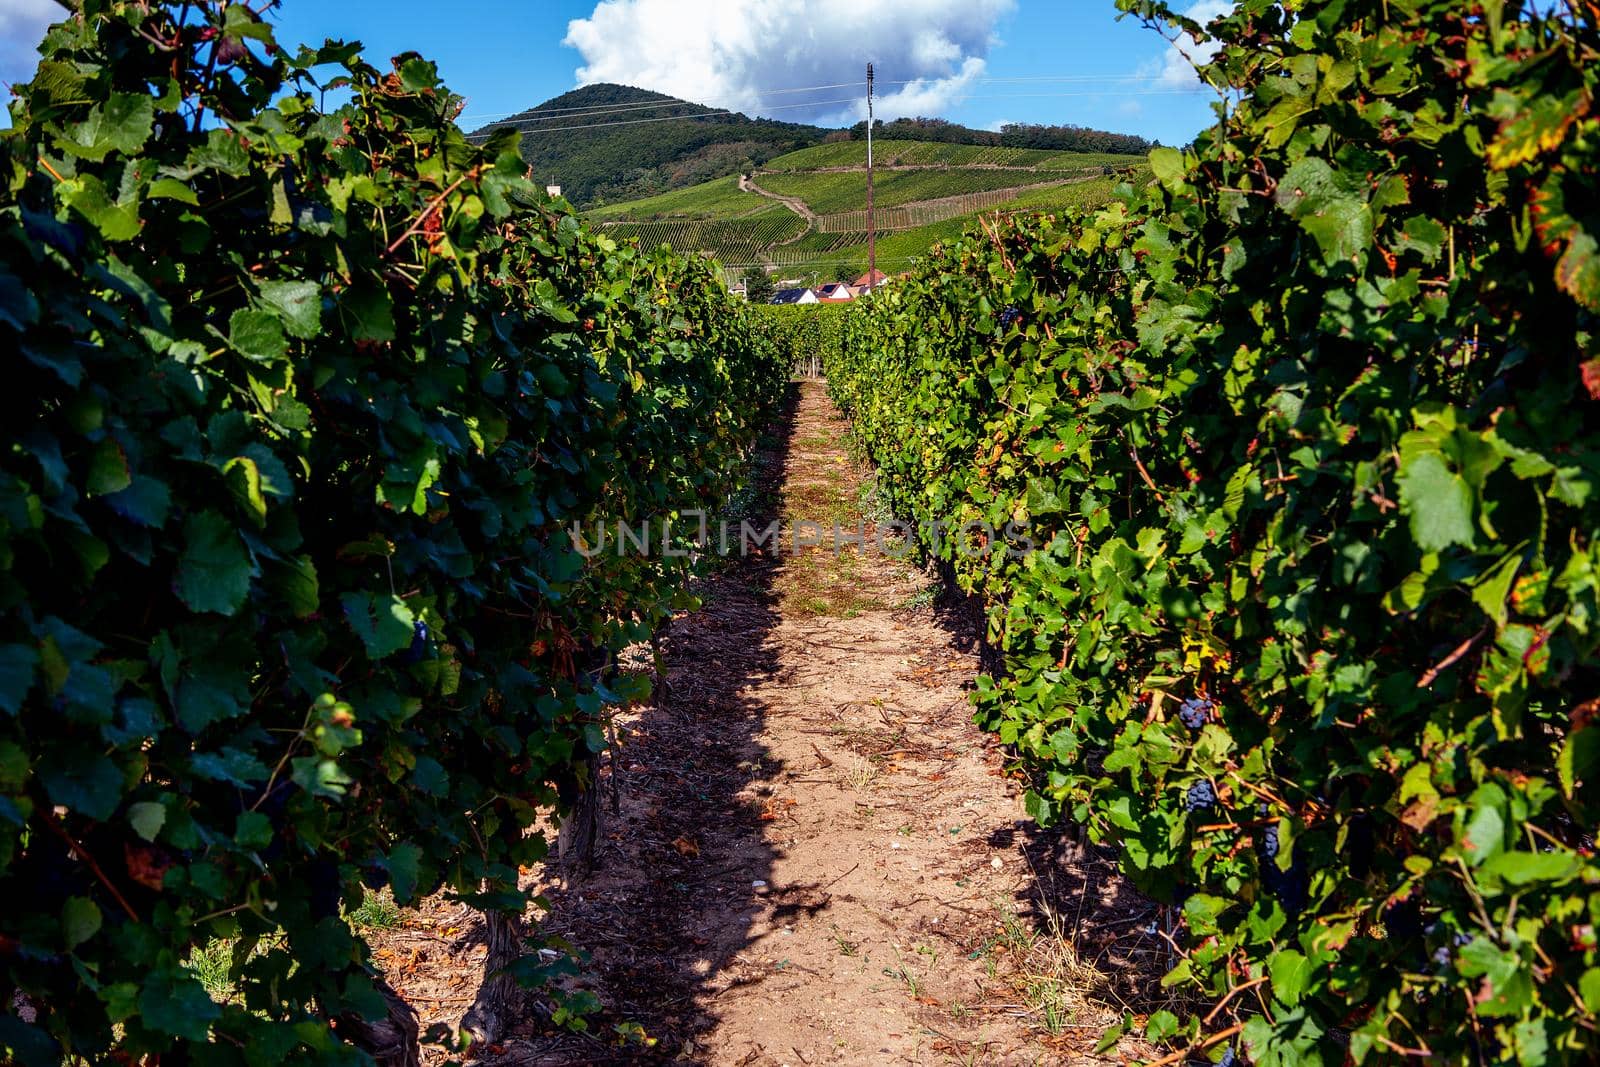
[[987, 900, 1119, 1036]]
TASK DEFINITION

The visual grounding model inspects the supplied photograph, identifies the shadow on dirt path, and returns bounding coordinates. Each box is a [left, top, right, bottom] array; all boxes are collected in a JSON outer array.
[[430, 381, 1165, 1065]]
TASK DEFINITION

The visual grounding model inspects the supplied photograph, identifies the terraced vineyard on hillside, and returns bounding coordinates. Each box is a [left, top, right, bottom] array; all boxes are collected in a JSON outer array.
[[587, 141, 1146, 281], [757, 139, 1136, 171], [598, 212, 808, 265]]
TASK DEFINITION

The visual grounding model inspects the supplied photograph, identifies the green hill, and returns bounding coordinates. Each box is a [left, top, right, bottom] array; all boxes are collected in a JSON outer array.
[[586, 175, 772, 221], [470, 84, 828, 207], [587, 142, 1148, 283], [471, 86, 1155, 211]]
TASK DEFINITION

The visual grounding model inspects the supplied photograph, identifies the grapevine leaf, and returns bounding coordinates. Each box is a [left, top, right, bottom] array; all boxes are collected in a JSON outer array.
[[23, 60, 87, 109], [410, 755, 448, 797], [146, 178, 199, 205], [222, 456, 267, 524], [1530, 172, 1600, 310], [1456, 939, 1533, 1016], [1396, 451, 1474, 551], [1486, 86, 1588, 170], [1269, 949, 1313, 1006], [1144, 1009, 1179, 1042], [1481, 850, 1578, 885], [62, 897, 102, 949], [138, 967, 220, 1041], [38, 750, 122, 821], [1148, 147, 1185, 188], [228, 308, 286, 363], [1581, 970, 1600, 1014], [60, 93, 153, 161], [176, 512, 254, 616], [0, 1015, 59, 1066], [290, 756, 352, 799], [1460, 785, 1507, 866], [1513, 1020, 1550, 1067], [189, 748, 269, 788], [387, 841, 424, 905], [340, 592, 415, 659], [86, 438, 131, 496], [1554, 227, 1600, 310], [186, 128, 250, 176], [1275, 158, 1373, 264], [257, 279, 323, 339], [127, 801, 166, 842], [1470, 546, 1524, 626], [65, 174, 141, 241], [0, 267, 40, 329], [271, 555, 320, 618], [1397, 215, 1446, 260], [234, 811, 273, 850], [340, 285, 396, 342], [1558, 727, 1600, 799], [0, 644, 39, 715], [106, 475, 171, 527]]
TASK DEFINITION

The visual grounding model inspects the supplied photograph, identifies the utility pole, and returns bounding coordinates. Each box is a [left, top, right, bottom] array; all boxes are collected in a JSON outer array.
[[866, 62, 875, 291]]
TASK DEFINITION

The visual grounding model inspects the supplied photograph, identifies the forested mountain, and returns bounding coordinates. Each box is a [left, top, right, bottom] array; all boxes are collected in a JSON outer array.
[[471, 84, 1156, 208], [847, 116, 1157, 154], [469, 84, 829, 207]]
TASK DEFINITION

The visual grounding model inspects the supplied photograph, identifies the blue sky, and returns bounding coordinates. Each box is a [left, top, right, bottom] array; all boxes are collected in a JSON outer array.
[[3, 0, 1227, 145]]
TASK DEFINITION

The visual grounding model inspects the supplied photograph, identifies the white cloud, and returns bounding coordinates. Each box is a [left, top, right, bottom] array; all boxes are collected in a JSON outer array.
[[0, 0, 62, 88], [1154, 0, 1230, 89], [563, 0, 1015, 124]]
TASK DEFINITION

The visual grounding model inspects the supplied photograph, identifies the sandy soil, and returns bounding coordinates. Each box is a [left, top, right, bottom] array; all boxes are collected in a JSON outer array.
[[369, 382, 1168, 1065]]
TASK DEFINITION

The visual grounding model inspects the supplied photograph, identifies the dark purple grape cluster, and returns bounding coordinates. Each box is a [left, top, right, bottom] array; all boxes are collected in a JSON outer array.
[[1178, 696, 1213, 730], [1257, 827, 1308, 914], [1218, 1048, 1239, 1067], [1430, 930, 1473, 968], [405, 618, 430, 663], [1263, 860, 1309, 914], [998, 305, 1022, 329], [1185, 780, 1217, 813], [1255, 819, 1309, 913]]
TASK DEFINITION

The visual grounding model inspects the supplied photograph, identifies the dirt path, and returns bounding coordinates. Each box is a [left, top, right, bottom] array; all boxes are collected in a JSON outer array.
[[740, 172, 817, 223], [370, 383, 1163, 1065]]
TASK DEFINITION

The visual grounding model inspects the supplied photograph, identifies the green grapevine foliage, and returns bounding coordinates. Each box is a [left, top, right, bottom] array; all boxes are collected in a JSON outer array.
[[0, 1, 781, 1061], [831, 1, 1600, 1062], [751, 304, 847, 375]]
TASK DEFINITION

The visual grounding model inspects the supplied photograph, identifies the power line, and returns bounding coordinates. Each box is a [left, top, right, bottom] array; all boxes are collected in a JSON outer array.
[[458, 79, 865, 125], [929, 74, 1151, 85], [519, 109, 732, 131], [496, 86, 1196, 135], [458, 72, 1191, 127], [511, 97, 858, 134], [473, 99, 734, 124], [472, 94, 777, 125], [955, 88, 1207, 101], [506, 109, 737, 132]]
